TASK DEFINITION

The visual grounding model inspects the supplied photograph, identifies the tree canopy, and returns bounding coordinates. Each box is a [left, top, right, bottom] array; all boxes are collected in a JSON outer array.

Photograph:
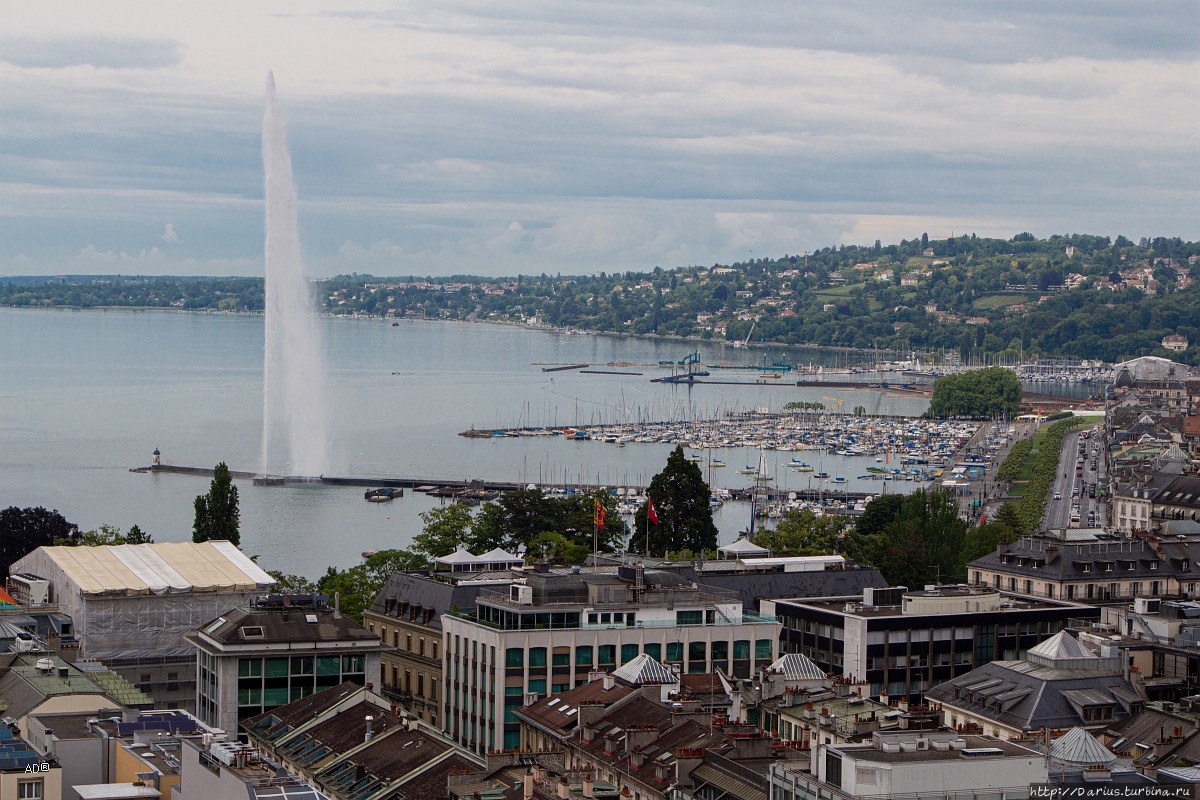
[[629, 446, 718, 556], [845, 489, 968, 586], [193, 462, 240, 546], [74, 523, 154, 547], [751, 509, 846, 555], [926, 366, 1022, 419], [0, 506, 78, 579]]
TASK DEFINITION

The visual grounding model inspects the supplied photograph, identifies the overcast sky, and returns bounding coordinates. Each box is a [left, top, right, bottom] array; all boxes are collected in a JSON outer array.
[[1, 1, 1197, 278]]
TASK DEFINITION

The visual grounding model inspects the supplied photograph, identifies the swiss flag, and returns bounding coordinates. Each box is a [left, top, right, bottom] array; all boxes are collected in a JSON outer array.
[[646, 497, 660, 525]]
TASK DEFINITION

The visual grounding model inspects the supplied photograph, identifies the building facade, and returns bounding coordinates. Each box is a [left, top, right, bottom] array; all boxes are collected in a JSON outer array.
[[9, 541, 275, 710], [764, 586, 1096, 701], [186, 595, 383, 736], [441, 565, 780, 754]]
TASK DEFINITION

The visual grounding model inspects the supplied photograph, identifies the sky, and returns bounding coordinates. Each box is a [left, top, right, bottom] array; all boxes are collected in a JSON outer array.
[[1, 1, 1197, 279]]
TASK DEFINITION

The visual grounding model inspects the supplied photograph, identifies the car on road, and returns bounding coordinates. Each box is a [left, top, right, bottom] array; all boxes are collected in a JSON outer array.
[[1054, 492, 1062, 500]]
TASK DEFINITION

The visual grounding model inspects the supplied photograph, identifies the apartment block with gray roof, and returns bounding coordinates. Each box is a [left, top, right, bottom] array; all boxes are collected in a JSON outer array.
[[969, 535, 1200, 602], [186, 595, 383, 737], [924, 631, 1143, 740]]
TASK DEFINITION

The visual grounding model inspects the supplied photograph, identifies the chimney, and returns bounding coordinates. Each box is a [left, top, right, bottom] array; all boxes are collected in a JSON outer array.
[[523, 770, 534, 800], [602, 673, 615, 691], [557, 778, 570, 800], [365, 715, 374, 742], [583, 777, 594, 798]]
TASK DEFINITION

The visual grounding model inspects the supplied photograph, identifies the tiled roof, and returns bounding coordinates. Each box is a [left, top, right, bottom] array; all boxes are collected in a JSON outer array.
[[515, 680, 633, 736]]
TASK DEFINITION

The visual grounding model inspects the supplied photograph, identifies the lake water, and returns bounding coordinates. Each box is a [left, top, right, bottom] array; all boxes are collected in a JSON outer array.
[[0, 307, 932, 578]]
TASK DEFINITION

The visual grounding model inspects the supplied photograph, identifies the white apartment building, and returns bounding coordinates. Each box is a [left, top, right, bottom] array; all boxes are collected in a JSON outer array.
[[440, 564, 780, 754]]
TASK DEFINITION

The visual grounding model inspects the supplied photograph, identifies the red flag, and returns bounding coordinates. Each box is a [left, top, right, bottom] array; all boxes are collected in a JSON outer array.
[[646, 496, 659, 525], [593, 497, 606, 529]]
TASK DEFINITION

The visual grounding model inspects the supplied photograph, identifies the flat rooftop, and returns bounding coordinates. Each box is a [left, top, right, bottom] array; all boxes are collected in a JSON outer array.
[[776, 592, 1091, 618]]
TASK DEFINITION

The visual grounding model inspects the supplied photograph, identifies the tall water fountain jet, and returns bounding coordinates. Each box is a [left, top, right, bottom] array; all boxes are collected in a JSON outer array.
[[260, 73, 329, 477]]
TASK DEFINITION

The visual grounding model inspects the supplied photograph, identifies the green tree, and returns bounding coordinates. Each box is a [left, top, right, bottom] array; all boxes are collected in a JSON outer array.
[[193, 462, 240, 545], [76, 523, 155, 546], [962, 503, 1021, 565], [0, 506, 79, 579], [413, 503, 474, 559], [268, 570, 319, 593], [363, 548, 429, 581], [316, 565, 374, 623], [753, 509, 845, 554], [926, 367, 1021, 419], [471, 489, 621, 555], [629, 446, 717, 556], [311, 549, 428, 624], [854, 494, 905, 538], [126, 524, 153, 544], [525, 532, 590, 565]]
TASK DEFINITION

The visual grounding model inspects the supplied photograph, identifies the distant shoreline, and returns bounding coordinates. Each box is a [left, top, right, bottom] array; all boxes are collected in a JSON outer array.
[[1, 303, 897, 361]]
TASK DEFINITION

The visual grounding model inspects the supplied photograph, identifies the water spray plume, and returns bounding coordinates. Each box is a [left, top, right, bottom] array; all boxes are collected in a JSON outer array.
[[261, 72, 330, 477]]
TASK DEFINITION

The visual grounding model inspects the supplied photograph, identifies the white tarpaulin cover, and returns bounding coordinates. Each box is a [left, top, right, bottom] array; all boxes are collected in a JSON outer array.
[[9, 541, 277, 662]]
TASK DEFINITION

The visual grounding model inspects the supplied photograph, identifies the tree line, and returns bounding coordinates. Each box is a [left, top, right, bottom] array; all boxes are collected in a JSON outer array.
[[4, 232, 1197, 365]]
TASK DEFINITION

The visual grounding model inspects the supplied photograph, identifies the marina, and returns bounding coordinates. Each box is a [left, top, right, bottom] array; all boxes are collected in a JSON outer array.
[[459, 410, 980, 465]]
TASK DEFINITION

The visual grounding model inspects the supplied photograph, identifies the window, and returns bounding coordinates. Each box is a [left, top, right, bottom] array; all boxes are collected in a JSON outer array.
[[643, 643, 662, 661], [755, 639, 773, 659], [552, 648, 570, 667], [711, 641, 728, 661], [238, 659, 262, 678], [676, 610, 703, 626], [529, 648, 547, 667], [18, 782, 42, 800], [528, 679, 546, 694], [575, 646, 593, 666], [599, 645, 616, 666], [506, 648, 524, 668], [734, 640, 750, 659], [666, 642, 683, 663]]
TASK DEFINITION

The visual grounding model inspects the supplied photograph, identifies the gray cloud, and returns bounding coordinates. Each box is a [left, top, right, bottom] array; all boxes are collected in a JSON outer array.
[[0, 35, 183, 69], [0, 1, 1194, 277]]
